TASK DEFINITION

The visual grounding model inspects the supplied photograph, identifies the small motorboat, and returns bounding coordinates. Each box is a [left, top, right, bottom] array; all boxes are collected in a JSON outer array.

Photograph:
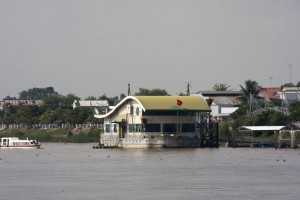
[[0, 137, 41, 149]]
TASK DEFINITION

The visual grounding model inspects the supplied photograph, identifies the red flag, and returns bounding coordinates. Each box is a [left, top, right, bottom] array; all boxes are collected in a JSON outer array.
[[177, 99, 183, 106]]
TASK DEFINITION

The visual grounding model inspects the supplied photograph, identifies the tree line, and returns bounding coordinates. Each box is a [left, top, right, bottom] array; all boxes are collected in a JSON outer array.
[[0, 87, 171, 125], [1, 81, 299, 127]]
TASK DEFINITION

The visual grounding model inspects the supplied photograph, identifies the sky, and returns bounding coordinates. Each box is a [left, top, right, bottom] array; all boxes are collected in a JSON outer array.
[[1, 0, 300, 100]]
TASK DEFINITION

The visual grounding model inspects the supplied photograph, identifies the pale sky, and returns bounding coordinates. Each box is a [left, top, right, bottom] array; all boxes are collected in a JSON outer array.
[[1, 0, 299, 100]]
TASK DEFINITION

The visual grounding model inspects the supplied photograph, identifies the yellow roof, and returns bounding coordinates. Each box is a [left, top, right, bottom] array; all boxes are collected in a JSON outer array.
[[135, 96, 210, 111], [94, 95, 210, 119]]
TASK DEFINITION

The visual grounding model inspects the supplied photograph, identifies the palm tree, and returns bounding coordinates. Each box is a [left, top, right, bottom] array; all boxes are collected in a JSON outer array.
[[239, 80, 260, 105], [212, 83, 230, 91]]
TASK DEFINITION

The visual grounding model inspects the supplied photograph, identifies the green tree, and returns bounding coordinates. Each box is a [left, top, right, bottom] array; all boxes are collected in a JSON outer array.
[[66, 107, 92, 124], [120, 93, 126, 100], [212, 83, 230, 91], [135, 88, 170, 96], [60, 94, 79, 109], [15, 105, 41, 125], [42, 95, 61, 109], [230, 105, 247, 120], [39, 110, 61, 123], [288, 101, 300, 121], [3, 96, 17, 100], [2, 104, 17, 116], [98, 94, 119, 105], [178, 92, 187, 96], [85, 96, 97, 100], [239, 80, 260, 105], [39, 93, 80, 123], [250, 110, 289, 126], [283, 82, 294, 87], [18, 87, 58, 100]]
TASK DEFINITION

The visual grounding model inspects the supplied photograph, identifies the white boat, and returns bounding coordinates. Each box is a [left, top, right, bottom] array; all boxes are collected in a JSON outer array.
[[0, 137, 41, 149]]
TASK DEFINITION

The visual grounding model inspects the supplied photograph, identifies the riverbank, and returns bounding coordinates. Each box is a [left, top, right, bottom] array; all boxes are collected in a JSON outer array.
[[1, 128, 292, 148], [0, 128, 101, 143]]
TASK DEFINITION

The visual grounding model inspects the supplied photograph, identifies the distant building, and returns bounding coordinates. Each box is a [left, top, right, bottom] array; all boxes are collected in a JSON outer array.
[[0, 99, 43, 110], [196, 91, 242, 122], [258, 87, 282, 100], [72, 100, 109, 114], [274, 87, 300, 103]]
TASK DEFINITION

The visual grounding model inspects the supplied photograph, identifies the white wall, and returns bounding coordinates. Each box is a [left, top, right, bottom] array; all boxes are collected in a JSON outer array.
[[221, 107, 239, 114]]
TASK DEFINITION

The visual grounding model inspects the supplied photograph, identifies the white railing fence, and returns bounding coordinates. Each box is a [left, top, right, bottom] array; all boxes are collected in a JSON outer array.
[[0, 123, 103, 130]]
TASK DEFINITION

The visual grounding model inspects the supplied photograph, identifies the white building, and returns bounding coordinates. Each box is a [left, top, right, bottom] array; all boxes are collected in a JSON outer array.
[[196, 91, 241, 122], [274, 87, 300, 103], [94, 96, 212, 148], [72, 100, 109, 113], [0, 99, 43, 110]]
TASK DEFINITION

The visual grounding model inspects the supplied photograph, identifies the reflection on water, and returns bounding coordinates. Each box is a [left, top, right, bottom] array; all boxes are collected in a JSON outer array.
[[1, 143, 300, 200]]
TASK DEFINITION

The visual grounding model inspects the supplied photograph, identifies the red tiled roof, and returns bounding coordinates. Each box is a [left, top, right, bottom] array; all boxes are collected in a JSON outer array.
[[259, 87, 282, 99]]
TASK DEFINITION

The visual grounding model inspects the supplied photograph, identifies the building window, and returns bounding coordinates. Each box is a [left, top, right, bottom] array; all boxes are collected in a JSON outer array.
[[163, 124, 176, 134], [105, 124, 110, 133], [129, 124, 134, 132], [135, 124, 142, 132], [113, 124, 117, 133], [145, 124, 161, 132], [143, 110, 194, 116], [182, 123, 195, 132], [128, 124, 142, 133]]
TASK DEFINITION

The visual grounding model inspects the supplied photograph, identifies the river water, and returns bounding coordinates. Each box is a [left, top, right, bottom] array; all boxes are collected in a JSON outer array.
[[1, 143, 299, 200]]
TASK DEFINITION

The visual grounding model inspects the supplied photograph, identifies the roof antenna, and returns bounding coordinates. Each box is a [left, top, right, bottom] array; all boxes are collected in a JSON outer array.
[[128, 83, 131, 96]]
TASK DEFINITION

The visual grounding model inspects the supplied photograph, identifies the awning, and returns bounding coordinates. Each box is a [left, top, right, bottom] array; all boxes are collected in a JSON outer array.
[[237, 126, 285, 131]]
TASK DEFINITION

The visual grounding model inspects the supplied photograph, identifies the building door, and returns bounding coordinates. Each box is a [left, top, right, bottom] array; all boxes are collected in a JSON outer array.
[[118, 123, 123, 138]]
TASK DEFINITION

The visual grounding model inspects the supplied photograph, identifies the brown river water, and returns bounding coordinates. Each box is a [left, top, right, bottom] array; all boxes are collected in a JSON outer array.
[[1, 143, 300, 200]]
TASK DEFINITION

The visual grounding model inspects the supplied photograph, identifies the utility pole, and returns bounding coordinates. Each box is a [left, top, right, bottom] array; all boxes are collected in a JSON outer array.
[[289, 64, 292, 84], [269, 76, 273, 87], [127, 83, 131, 96], [186, 82, 191, 96]]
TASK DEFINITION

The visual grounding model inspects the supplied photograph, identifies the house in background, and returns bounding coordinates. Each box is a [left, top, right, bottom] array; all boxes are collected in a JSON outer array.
[[257, 86, 300, 108], [0, 99, 43, 110], [72, 100, 109, 114], [94, 96, 215, 148], [196, 91, 242, 122], [274, 86, 300, 103], [258, 87, 282, 100]]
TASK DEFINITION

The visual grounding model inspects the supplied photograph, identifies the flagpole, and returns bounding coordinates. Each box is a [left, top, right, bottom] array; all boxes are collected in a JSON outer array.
[[177, 109, 179, 136], [176, 98, 183, 137]]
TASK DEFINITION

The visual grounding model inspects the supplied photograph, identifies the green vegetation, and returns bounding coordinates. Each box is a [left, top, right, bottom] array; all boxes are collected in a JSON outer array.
[[135, 88, 170, 96], [0, 128, 101, 143], [239, 79, 260, 104], [1, 89, 103, 125], [1, 83, 300, 144], [0, 87, 171, 125], [0, 87, 173, 143], [212, 83, 230, 91], [288, 101, 300, 122], [218, 80, 300, 141]]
